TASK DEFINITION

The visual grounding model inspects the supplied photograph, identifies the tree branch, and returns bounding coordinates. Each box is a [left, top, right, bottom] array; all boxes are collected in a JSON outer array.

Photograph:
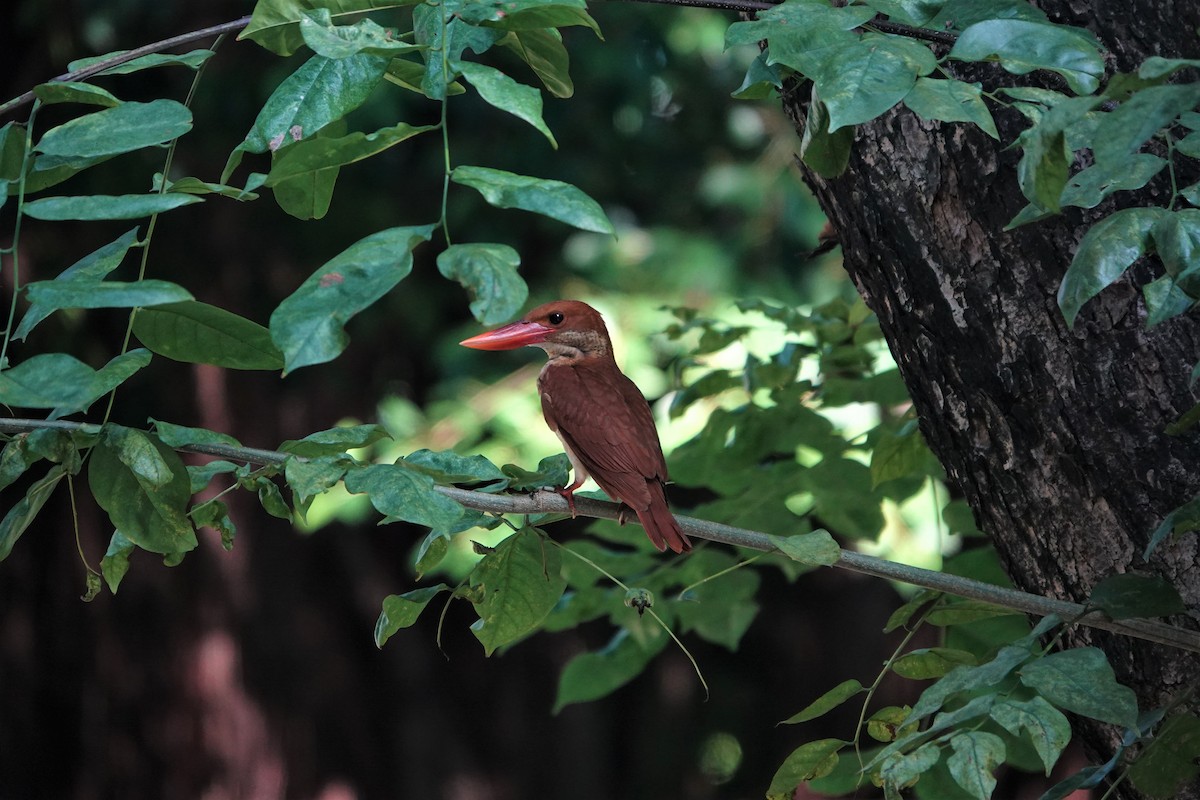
[[0, 16, 253, 119], [2, 417, 1197, 654]]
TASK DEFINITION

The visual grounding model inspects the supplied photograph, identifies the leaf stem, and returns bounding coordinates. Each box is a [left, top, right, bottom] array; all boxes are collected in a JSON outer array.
[[437, 0, 454, 247], [0, 102, 40, 370]]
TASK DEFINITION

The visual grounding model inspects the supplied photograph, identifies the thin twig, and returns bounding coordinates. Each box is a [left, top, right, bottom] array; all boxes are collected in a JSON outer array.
[[1, 417, 1196, 655], [0, 16, 253, 118]]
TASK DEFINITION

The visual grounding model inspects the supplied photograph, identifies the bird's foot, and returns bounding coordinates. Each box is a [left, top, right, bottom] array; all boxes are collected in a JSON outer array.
[[557, 487, 579, 518]]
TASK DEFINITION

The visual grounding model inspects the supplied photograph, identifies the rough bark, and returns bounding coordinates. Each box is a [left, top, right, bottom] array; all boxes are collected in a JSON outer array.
[[781, 4, 1200, 797]]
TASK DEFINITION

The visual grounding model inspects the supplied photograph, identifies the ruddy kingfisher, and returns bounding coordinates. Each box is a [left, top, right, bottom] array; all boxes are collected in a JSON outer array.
[[460, 300, 691, 553]]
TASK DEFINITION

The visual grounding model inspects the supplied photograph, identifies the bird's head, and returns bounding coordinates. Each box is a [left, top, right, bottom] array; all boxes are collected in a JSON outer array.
[[459, 300, 613, 360]]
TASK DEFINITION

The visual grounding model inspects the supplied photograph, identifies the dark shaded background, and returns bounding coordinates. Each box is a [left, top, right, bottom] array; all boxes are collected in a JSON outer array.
[[0, 3, 1090, 798]]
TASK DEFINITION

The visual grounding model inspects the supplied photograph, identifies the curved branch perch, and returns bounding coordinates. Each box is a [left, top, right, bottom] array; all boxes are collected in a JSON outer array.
[[1, 417, 1196, 654]]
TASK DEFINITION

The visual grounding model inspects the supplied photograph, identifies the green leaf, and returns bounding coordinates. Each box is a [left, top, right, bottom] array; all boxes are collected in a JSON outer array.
[[87, 426, 197, 556], [402, 449, 507, 486], [468, 527, 566, 655], [904, 77, 998, 139], [799, 92, 853, 178], [725, 1, 875, 80], [25, 279, 193, 309], [990, 696, 1071, 775], [1058, 207, 1166, 327], [1152, 209, 1200, 296], [1127, 713, 1200, 797], [437, 243, 528, 325], [1140, 57, 1200, 80], [344, 462, 465, 530], [927, 0, 1050, 31], [0, 466, 66, 562], [298, 8, 423, 58], [1145, 494, 1200, 559], [878, 741, 939, 793], [32, 82, 121, 107], [240, 0, 418, 56], [870, 423, 936, 487], [151, 419, 242, 449], [553, 628, 666, 712], [452, 165, 613, 233], [67, 49, 213, 75], [1094, 84, 1200, 165], [192, 499, 236, 549], [767, 739, 843, 799], [866, 705, 914, 743], [414, 531, 450, 576], [780, 679, 865, 724], [1060, 154, 1167, 209], [925, 599, 1016, 626], [0, 350, 151, 418], [1018, 648, 1139, 728], [413, 6, 504, 100], [14, 228, 140, 340], [457, 61, 557, 147], [501, 28, 573, 99], [99, 531, 135, 593], [238, 53, 390, 156], [770, 530, 841, 566], [23, 193, 202, 221], [51, 348, 152, 420], [285, 455, 352, 505], [157, 175, 260, 200], [732, 51, 784, 100], [820, 34, 937, 132], [1013, 97, 1102, 214], [892, 647, 978, 680], [465, 0, 601, 37], [264, 121, 435, 187], [34, 100, 192, 166], [133, 301, 284, 370], [1143, 275, 1195, 327], [280, 423, 390, 456], [906, 645, 1032, 723], [271, 160, 339, 219], [269, 225, 434, 372], [374, 584, 450, 647], [949, 19, 1104, 95], [947, 731, 1005, 800], [1087, 573, 1186, 619], [502, 453, 571, 491]]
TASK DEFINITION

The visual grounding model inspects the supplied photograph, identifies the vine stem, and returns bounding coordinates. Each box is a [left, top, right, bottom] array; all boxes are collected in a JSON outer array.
[[1, 417, 1197, 655]]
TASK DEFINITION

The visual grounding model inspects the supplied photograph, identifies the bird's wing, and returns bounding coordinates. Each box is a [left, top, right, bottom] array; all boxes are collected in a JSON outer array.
[[538, 360, 669, 510]]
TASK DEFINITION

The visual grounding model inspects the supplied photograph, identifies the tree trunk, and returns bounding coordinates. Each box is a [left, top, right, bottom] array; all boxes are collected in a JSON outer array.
[[781, 5, 1200, 797]]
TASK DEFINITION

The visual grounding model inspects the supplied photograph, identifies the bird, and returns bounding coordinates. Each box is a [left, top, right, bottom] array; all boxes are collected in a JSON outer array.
[[460, 300, 692, 553]]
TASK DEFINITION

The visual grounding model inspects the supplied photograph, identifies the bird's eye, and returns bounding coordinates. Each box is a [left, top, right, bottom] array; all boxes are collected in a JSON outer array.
[[548, 312, 564, 325]]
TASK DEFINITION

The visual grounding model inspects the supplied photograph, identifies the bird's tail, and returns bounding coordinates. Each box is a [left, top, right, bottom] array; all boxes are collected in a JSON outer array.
[[637, 487, 691, 554]]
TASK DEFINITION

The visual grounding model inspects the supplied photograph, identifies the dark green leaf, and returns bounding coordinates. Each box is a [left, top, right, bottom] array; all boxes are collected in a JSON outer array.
[[402, 449, 507, 486], [725, 1, 874, 81], [238, 53, 390, 156], [1152, 209, 1200, 296], [1057, 207, 1165, 327], [1088, 573, 1186, 619], [892, 647, 978, 680], [927, 0, 1049, 31], [157, 175, 259, 200], [240, 0, 416, 56], [100, 530, 135, 593], [437, 242, 528, 325], [264, 121, 434, 187], [1140, 57, 1200, 80], [820, 34, 937, 132], [502, 453, 571, 491], [285, 455, 352, 505], [861, 0, 941, 25], [186, 461, 239, 494], [500, 28, 573, 99], [731, 51, 783, 100], [87, 426, 197, 556], [871, 424, 936, 487], [151, 419, 242, 449], [269, 225, 434, 372], [799, 93, 853, 178], [298, 9, 423, 58], [990, 696, 1071, 775], [1145, 494, 1200, 559], [25, 279, 192, 309], [1127, 713, 1200, 797], [32, 82, 121, 107], [947, 731, 1005, 800], [457, 61, 556, 146], [1094, 84, 1200, 165], [133, 301, 284, 370], [0, 466, 65, 561], [904, 77, 998, 139], [51, 348, 152, 420], [553, 628, 666, 712], [23, 193, 202, 220], [280, 423, 390, 456], [1060, 154, 1167, 209], [344, 463, 465, 530], [413, 7, 503, 100], [1145, 275, 1197, 327], [1018, 647, 1139, 728], [770, 530, 840, 566], [34, 100, 192, 166], [374, 584, 450, 647], [414, 531, 450, 576], [949, 19, 1104, 95], [906, 645, 1032, 723], [0, 350, 151, 418], [452, 165, 613, 233], [767, 739, 843, 799], [14, 228, 140, 340], [67, 49, 213, 75], [926, 599, 1016, 626], [192, 499, 236, 549], [469, 528, 566, 655], [780, 679, 864, 724]]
